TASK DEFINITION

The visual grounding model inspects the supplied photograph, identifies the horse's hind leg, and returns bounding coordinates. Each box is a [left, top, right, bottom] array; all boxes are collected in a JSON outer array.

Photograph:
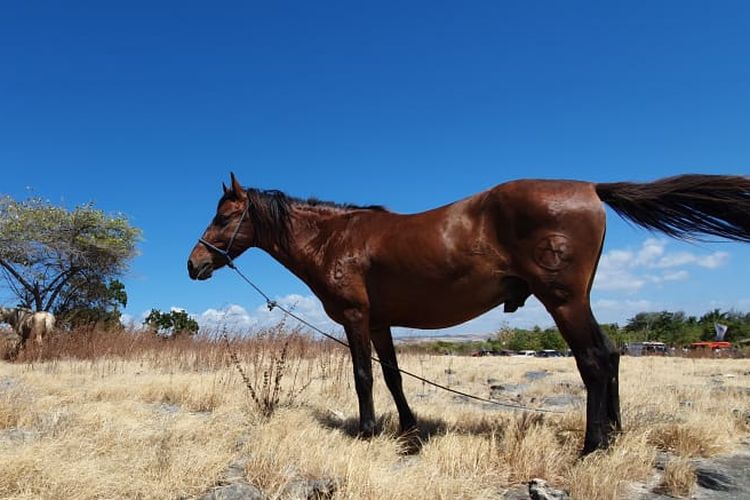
[[371, 326, 417, 434], [543, 297, 621, 454]]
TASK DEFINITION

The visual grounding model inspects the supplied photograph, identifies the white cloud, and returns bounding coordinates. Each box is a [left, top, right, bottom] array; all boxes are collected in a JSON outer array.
[[594, 239, 730, 292], [696, 252, 730, 269], [120, 309, 154, 328], [660, 270, 689, 282], [591, 299, 654, 325], [635, 238, 666, 265], [196, 294, 341, 336], [200, 304, 258, 331]]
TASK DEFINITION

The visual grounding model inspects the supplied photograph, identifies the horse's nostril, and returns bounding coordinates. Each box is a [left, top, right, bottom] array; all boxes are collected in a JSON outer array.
[[187, 259, 199, 279]]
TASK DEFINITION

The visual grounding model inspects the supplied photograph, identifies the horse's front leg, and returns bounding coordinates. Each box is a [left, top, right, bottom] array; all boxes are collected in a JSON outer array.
[[371, 326, 417, 434], [343, 307, 376, 437]]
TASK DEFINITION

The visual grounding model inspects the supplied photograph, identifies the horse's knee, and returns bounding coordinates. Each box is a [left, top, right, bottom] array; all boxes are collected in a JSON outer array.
[[575, 346, 617, 385], [356, 365, 372, 381], [353, 365, 373, 391]]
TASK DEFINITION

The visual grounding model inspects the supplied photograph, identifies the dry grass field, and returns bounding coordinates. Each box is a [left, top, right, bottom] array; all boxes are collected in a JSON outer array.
[[1, 328, 749, 499]]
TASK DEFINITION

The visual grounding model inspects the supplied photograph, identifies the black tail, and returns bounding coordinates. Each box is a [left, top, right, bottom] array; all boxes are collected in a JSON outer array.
[[596, 174, 750, 243]]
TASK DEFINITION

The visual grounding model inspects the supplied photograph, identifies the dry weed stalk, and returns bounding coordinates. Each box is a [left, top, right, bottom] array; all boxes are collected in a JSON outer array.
[[222, 330, 312, 419]]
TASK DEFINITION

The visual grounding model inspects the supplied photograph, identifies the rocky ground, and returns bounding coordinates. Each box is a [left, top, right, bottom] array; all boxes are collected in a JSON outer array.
[[195, 446, 750, 500], [3, 357, 748, 499]]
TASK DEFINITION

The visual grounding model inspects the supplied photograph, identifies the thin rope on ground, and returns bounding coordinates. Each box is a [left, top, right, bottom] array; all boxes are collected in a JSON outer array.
[[226, 263, 563, 415], [198, 234, 564, 414]]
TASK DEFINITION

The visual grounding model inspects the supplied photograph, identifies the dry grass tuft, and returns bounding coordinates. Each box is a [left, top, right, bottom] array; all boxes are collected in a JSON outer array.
[[499, 413, 575, 483], [568, 431, 656, 500], [656, 457, 696, 498], [649, 420, 732, 458]]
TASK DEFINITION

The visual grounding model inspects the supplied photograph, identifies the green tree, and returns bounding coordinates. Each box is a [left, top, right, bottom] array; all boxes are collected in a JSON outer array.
[[624, 311, 689, 343], [55, 279, 128, 329], [0, 196, 140, 321], [539, 327, 566, 351], [506, 327, 543, 352], [144, 309, 199, 338]]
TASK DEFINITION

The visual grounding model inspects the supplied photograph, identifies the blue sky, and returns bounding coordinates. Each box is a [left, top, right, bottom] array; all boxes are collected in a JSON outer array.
[[1, 1, 749, 336]]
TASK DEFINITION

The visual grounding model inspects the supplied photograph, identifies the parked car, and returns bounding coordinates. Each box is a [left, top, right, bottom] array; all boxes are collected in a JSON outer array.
[[622, 342, 668, 356], [689, 341, 731, 351], [470, 349, 515, 357], [471, 349, 494, 357], [516, 350, 537, 357], [536, 349, 563, 358]]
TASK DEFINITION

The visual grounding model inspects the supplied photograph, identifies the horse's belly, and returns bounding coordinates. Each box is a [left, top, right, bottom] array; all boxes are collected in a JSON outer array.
[[371, 278, 510, 330]]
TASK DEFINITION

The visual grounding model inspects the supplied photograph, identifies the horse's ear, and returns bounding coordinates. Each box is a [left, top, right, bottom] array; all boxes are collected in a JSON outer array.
[[222, 182, 229, 194], [230, 172, 247, 200]]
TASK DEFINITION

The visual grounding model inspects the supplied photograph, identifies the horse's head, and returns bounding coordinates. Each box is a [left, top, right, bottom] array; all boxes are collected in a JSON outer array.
[[187, 173, 254, 281]]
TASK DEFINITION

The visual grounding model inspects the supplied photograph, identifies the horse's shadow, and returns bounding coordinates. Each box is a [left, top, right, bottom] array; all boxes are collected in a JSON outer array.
[[312, 408, 524, 454]]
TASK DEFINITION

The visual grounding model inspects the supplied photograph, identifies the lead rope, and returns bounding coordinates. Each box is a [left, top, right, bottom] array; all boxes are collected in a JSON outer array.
[[198, 203, 564, 415]]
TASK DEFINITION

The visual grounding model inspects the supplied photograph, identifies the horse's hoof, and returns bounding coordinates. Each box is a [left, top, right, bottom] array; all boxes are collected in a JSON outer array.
[[357, 422, 377, 439], [398, 426, 422, 455]]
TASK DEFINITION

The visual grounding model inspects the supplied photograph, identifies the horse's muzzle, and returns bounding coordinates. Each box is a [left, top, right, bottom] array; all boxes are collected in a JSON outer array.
[[187, 258, 213, 280]]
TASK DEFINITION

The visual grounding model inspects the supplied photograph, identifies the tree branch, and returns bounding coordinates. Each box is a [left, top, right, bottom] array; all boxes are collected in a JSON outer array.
[[43, 269, 80, 312], [0, 259, 35, 297]]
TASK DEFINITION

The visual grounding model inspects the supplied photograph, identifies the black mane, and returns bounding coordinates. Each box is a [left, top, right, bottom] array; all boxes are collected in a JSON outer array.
[[220, 188, 387, 249]]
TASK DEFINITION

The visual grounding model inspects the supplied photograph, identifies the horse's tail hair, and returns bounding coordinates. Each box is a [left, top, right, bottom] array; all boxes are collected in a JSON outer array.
[[595, 174, 750, 243]]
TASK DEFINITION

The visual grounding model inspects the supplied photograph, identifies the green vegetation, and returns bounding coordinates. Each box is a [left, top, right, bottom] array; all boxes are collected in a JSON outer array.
[[399, 326, 567, 355], [400, 309, 750, 355], [0, 196, 140, 328], [144, 308, 200, 338], [613, 309, 750, 346]]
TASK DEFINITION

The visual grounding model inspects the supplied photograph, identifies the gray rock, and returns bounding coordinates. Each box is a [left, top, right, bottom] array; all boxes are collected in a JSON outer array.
[[641, 447, 750, 500], [281, 478, 337, 500], [653, 451, 672, 471], [716, 386, 750, 396], [528, 478, 569, 500], [223, 460, 248, 484], [199, 483, 265, 500], [525, 371, 551, 382], [490, 383, 529, 397], [694, 463, 736, 492], [541, 395, 581, 408], [501, 484, 531, 499], [0, 428, 37, 443], [391, 455, 420, 471], [0, 377, 18, 391]]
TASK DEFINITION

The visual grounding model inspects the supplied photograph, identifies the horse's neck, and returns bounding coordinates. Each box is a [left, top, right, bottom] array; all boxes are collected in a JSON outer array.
[[258, 204, 346, 283]]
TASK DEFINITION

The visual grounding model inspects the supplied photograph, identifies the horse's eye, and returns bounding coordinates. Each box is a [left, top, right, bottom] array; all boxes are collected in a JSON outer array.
[[213, 214, 228, 227]]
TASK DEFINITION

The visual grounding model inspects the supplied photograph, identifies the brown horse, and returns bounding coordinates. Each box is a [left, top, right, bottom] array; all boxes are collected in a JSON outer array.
[[188, 173, 750, 454]]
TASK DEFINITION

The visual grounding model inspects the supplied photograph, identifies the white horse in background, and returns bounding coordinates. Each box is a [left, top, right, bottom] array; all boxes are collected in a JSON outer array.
[[0, 307, 55, 346]]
